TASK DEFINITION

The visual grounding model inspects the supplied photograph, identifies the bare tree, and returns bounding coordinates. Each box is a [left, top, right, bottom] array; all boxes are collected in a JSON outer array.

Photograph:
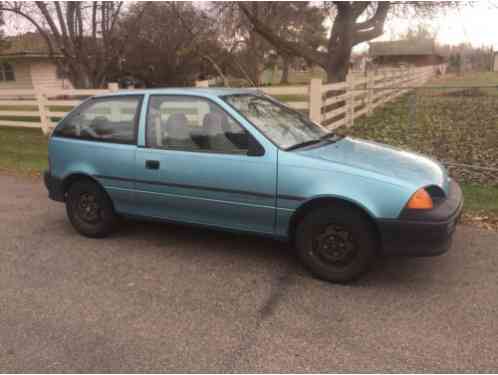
[[213, 3, 274, 86], [239, 1, 462, 83], [0, 1, 149, 88], [118, 2, 228, 87]]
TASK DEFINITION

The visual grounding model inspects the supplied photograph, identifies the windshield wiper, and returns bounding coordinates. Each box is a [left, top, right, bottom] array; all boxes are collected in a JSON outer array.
[[286, 139, 323, 151], [320, 132, 343, 142]]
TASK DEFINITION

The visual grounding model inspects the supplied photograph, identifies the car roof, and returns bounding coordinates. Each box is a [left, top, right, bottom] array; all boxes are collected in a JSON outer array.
[[95, 87, 261, 99]]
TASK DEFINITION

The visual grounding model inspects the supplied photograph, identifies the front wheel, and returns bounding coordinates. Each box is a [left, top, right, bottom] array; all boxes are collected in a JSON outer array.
[[66, 179, 117, 238], [295, 204, 378, 283]]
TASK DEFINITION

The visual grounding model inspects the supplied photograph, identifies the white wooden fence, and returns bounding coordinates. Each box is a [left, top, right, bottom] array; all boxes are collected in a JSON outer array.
[[0, 83, 119, 135], [199, 65, 443, 128], [0, 66, 443, 134]]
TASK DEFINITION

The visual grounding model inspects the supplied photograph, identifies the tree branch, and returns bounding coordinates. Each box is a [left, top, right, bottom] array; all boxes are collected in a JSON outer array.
[[36, 2, 63, 47], [54, 2, 76, 57], [109, 2, 124, 35], [91, 2, 97, 42], [66, 2, 76, 42], [0, 4, 57, 59], [353, 2, 390, 45], [238, 3, 327, 68], [351, 2, 370, 19]]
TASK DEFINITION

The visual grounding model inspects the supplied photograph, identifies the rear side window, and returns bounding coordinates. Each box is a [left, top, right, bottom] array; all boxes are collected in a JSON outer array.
[[53, 96, 142, 144]]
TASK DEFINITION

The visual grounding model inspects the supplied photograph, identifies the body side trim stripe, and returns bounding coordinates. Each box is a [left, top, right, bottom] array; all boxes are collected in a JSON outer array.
[[94, 174, 273, 199], [93, 174, 306, 201], [278, 194, 306, 202]]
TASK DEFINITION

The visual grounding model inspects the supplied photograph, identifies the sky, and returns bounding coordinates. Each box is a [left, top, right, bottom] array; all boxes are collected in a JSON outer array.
[[3, 1, 498, 50], [382, 1, 498, 49]]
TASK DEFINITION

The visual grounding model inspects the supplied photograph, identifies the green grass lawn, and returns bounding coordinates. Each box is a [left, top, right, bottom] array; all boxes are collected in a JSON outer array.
[[0, 127, 48, 174], [461, 184, 498, 215]]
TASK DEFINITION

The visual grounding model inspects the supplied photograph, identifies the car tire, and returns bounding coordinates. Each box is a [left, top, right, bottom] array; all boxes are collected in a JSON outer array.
[[295, 204, 377, 283], [66, 179, 117, 238]]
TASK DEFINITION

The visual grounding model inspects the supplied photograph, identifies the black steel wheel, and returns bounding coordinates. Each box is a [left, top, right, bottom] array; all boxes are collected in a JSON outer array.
[[295, 203, 377, 283], [75, 192, 101, 224], [312, 225, 358, 268], [66, 179, 117, 238]]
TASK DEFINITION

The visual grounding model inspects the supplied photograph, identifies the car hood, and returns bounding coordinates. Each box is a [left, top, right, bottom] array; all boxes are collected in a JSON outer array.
[[299, 137, 449, 192]]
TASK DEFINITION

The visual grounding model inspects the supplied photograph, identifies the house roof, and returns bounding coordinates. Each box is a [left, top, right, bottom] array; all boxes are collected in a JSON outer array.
[[0, 33, 58, 58], [369, 39, 439, 57]]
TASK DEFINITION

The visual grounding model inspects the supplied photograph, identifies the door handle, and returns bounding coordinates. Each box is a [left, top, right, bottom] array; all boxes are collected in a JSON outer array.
[[145, 160, 160, 170]]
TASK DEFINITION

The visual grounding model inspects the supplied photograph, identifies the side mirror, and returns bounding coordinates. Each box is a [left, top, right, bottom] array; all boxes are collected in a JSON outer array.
[[247, 135, 265, 157]]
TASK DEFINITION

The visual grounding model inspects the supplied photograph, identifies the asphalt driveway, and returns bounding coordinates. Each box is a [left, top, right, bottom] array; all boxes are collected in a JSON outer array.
[[1, 174, 497, 372]]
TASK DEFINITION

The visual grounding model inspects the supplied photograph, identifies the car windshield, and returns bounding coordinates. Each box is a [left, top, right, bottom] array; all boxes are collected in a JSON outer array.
[[222, 94, 331, 150]]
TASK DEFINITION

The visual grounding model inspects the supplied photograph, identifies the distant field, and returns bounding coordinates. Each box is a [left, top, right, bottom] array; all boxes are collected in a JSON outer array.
[[427, 71, 498, 87], [425, 71, 498, 96]]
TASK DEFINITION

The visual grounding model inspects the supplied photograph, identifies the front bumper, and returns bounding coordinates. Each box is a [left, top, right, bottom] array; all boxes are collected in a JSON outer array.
[[43, 170, 65, 202], [378, 180, 463, 256]]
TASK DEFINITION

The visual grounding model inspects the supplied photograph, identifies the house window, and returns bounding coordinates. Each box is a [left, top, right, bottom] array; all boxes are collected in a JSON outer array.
[[0, 63, 15, 81]]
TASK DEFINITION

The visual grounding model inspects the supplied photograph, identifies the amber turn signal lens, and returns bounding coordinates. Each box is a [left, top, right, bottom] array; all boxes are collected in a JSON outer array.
[[406, 188, 434, 210]]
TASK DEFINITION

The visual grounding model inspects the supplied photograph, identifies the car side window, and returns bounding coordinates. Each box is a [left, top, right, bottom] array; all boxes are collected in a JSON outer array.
[[54, 96, 142, 144], [146, 95, 252, 154]]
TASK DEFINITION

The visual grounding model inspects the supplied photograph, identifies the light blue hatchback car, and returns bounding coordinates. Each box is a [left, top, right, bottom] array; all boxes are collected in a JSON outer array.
[[44, 88, 463, 282]]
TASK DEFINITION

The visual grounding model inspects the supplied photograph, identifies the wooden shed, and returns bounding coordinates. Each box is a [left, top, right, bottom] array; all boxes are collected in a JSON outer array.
[[369, 39, 445, 68]]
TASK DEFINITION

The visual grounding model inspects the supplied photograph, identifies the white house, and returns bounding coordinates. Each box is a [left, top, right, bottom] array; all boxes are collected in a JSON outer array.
[[0, 33, 73, 90]]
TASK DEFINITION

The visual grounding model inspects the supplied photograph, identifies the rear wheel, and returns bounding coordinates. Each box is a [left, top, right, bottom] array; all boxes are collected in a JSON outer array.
[[295, 204, 377, 283], [66, 179, 117, 238]]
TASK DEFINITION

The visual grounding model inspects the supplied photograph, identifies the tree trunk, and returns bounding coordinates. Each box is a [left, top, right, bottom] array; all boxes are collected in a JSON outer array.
[[247, 36, 261, 85], [246, 3, 262, 86], [320, 6, 354, 127], [325, 5, 354, 84], [325, 49, 351, 84], [280, 55, 290, 84]]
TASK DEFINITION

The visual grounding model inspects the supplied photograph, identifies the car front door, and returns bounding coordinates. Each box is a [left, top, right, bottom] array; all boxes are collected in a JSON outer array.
[[134, 94, 277, 235]]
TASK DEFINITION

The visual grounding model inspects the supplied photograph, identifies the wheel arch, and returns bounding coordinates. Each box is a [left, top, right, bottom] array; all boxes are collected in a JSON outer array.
[[62, 173, 100, 195], [287, 195, 381, 246], [61, 173, 116, 208]]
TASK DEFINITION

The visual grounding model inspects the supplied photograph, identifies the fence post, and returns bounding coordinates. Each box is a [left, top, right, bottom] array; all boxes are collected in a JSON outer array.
[[346, 74, 355, 127], [35, 90, 50, 135], [366, 70, 374, 116], [195, 80, 209, 88], [106, 83, 120, 121], [308, 78, 322, 123], [108, 82, 119, 92]]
